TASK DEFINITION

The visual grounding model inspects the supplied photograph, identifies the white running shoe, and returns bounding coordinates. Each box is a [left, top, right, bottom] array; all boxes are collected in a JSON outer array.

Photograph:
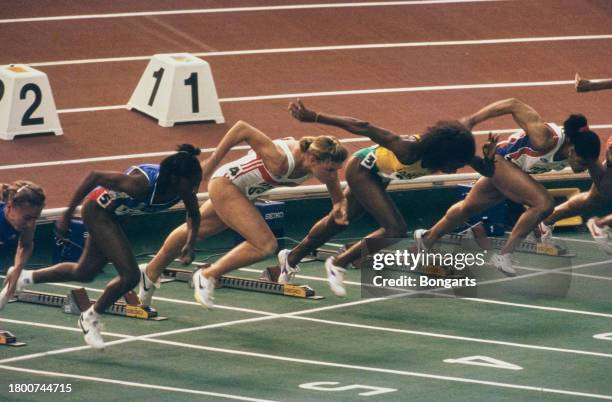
[[413, 229, 429, 252], [192, 270, 215, 309], [277, 249, 300, 284], [78, 307, 105, 349], [137, 264, 159, 306], [0, 267, 33, 310], [538, 222, 553, 244], [587, 218, 612, 254], [490, 253, 516, 276], [325, 257, 346, 297]]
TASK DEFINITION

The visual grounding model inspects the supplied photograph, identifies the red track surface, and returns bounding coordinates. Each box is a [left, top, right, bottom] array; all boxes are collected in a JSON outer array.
[[1, 0, 611, 207]]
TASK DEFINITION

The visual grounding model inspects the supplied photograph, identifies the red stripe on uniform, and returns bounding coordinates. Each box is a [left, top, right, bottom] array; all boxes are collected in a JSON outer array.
[[240, 158, 263, 170], [233, 163, 264, 179]]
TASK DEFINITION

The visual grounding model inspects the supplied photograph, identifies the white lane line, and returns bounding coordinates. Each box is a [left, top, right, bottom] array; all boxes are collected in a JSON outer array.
[[0, 1, 508, 24], [110, 339, 612, 400], [0, 366, 277, 402], [28, 34, 612, 67], [0, 113, 610, 171], [3, 317, 612, 400], [287, 316, 612, 359]]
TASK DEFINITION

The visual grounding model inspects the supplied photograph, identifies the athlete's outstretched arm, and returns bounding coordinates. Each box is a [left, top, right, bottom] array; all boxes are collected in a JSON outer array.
[[576, 73, 612, 92], [201, 121, 283, 180], [460, 98, 553, 152], [56, 171, 148, 236], [288, 99, 420, 164]]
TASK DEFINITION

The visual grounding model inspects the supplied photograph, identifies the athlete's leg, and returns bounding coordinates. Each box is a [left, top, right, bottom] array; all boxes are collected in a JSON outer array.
[[333, 159, 406, 268], [488, 159, 554, 254], [201, 178, 278, 279], [544, 184, 609, 225], [422, 176, 506, 249], [145, 200, 227, 282]]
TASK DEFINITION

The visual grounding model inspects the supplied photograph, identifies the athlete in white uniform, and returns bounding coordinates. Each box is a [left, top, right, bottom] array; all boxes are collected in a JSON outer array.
[[140, 120, 349, 308], [414, 98, 600, 275], [211, 137, 311, 199]]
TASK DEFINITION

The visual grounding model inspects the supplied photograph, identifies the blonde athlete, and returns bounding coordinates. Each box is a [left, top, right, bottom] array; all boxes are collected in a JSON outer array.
[[140, 120, 349, 308]]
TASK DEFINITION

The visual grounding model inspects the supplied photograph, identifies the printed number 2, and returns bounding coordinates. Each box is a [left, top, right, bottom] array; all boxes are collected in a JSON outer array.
[[299, 382, 397, 397], [20, 83, 44, 126]]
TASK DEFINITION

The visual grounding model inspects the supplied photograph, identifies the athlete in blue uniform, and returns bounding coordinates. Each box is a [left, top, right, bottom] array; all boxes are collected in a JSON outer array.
[[0, 182, 46, 308], [2, 144, 202, 349]]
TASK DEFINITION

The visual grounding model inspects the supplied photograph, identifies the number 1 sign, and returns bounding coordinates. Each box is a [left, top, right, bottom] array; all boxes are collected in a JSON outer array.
[[128, 53, 224, 127]]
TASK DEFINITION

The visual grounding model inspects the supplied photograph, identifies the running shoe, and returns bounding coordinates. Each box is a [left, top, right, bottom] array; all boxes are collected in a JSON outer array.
[[490, 253, 516, 276], [587, 218, 612, 254], [192, 270, 215, 309], [137, 263, 159, 306], [79, 307, 105, 349], [277, 249, 300, 284], [325, 257, 347, 297], [0, 267, 32, 310]]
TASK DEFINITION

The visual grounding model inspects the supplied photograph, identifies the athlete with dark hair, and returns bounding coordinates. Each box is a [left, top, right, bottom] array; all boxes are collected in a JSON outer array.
[[539, 75, 612, 253], [0, 145, 202, 349], [415, 98, 601, 275], [278, 100, 496, 296]]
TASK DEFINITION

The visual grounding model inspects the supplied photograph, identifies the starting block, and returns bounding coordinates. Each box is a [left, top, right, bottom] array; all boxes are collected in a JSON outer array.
[[162, 265, 323, 300], [0, 64, 63, 140], [0, 329, 26, 347], [439, 223, 575, 257], [11, 288, 166, 321], [128, 53, 224, 127]]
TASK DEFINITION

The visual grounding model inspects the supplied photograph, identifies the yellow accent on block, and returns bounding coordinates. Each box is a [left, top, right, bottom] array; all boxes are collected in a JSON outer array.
[[548, 188, 583, 227], [283, 284, 307, 298], [7, 66, 27, 73]]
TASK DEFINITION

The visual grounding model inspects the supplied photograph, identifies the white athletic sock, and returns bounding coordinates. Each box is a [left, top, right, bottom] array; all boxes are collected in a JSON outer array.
[[86, 305, 100, 319], [21, 270, 33, 286]]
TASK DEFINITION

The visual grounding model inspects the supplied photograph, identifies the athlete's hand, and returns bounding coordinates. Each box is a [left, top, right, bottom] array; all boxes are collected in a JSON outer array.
[[482, 132, 499, 160], [575, 73, 591, 93], [54, 215, 71, 240], [179, 244, 195, 265], [288, 99, 317, 123], [331, 198, 349, 226], [2, 267, 21, 301]]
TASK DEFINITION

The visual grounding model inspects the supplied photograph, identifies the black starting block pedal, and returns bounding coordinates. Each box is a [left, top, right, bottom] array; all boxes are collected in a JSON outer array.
[[162, 266, 323, 299], [11, 289, 167, 321], [0, 330, 26, 347]]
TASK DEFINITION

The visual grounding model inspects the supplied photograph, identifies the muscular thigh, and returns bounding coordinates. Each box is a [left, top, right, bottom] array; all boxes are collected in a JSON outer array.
[[490, 157, 549, 207], [208, 177, 274, 243]]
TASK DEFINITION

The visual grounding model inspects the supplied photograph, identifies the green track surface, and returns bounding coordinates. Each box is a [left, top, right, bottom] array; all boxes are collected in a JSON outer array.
[[2, 199, 612, 401]]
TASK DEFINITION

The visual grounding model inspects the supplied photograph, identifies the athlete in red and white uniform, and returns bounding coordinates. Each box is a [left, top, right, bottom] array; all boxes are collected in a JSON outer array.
[[415, 98, 601, 275], [211, 137, 311, 199], [140, 120, 349, 308]]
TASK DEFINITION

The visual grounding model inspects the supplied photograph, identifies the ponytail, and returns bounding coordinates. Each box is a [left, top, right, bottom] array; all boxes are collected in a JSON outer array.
[[159, 143, 202, 182], [564, 114, 600, 160], [299, 135, 348, 163]]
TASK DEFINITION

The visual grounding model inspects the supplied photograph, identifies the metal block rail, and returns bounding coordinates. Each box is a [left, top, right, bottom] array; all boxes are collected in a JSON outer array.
[[162, 266, 323, 299], [439, 232, 575, 257], [11, 289, 166, 320], [0, 330, 26, 347]]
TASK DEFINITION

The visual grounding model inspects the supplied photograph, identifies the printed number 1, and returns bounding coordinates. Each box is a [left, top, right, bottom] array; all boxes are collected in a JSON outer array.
[[184, 72, 199, 113], [0, 79, 4, 102], [148, 67, 165, 106]]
